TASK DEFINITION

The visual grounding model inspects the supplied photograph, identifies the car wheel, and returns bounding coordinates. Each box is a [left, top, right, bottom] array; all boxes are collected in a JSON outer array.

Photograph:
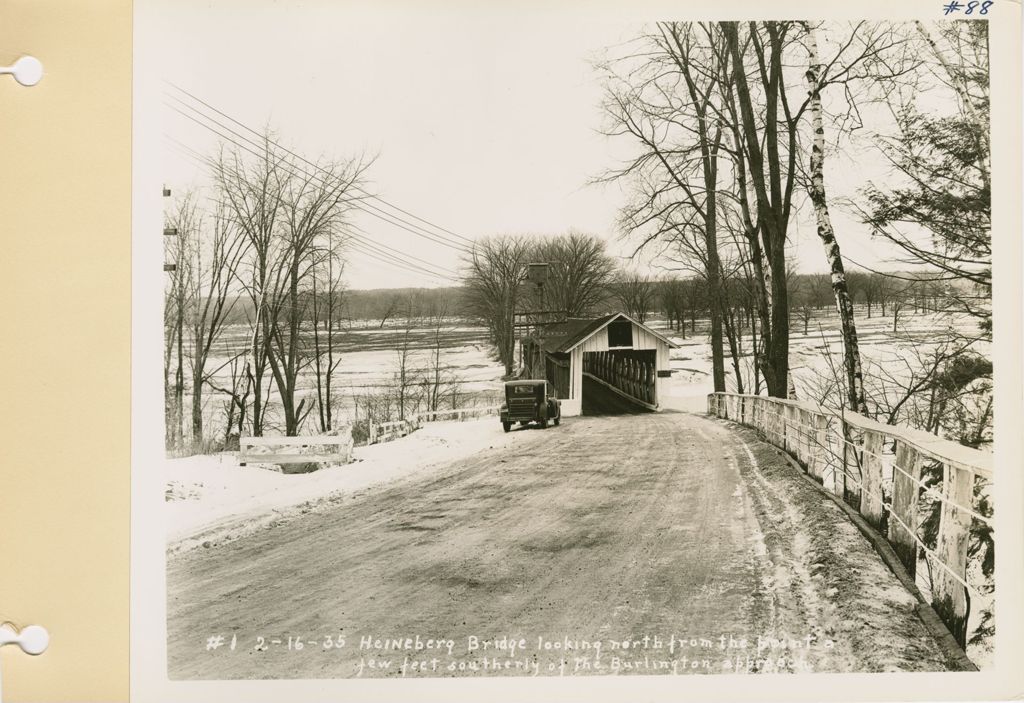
[[554, 415, 560, 426], [540, 418, 548, 429], [502, 421, 511, 433]]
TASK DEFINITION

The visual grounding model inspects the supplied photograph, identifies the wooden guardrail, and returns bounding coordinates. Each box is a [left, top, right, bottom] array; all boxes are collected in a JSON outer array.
[[708, 392, 993, 651], [415, 405, 501, 424], [367, 405, 502, 446], [242, 407, 502, 463], [238, 435, 352, 466]]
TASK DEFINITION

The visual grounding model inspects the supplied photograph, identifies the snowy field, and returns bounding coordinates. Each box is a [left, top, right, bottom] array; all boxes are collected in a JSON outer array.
[[182, 320, 505, 443], [648, 307, 988, 421], [181, 307, 985, 444]]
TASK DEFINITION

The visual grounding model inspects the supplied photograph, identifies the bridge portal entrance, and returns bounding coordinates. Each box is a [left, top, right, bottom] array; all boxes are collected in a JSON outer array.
[[520, 312, 677, 417], [581, 349, 656, 415]]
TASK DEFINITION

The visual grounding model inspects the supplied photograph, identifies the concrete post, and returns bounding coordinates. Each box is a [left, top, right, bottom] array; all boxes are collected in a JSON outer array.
[[860, 430, 886, 530], [888, 441, 923, 578], [933, 462, 974, 648]]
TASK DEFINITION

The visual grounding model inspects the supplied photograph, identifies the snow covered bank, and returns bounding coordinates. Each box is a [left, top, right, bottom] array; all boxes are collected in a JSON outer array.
[[165, 417, 517, 552]]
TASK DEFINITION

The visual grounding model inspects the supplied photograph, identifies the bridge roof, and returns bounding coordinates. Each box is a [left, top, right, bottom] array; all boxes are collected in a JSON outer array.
[[532, 312, 679, 354]]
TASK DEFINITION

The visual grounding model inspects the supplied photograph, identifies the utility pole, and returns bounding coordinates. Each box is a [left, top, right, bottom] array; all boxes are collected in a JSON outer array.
[[526, 263, 549, 380], [163, 186, 183, 449]]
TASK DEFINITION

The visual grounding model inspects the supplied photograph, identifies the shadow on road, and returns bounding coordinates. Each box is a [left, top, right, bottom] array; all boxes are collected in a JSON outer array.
[[581, 375, 655, 416]]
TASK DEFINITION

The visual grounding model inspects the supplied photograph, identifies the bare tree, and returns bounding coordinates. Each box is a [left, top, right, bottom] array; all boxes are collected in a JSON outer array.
[[266, 154, 367, 435], [461, 235, 531, 376], [420, 302, 462, 418], [164, 192, 200, 450], [532, 231, 616, 317], [377, 294, 403, 329], [184, 197, 250, 448], [310, 235, 347, 432], [613, 273, 656, 323], [214, 137, 287, 436], [216, 132, 370, 435], [598, 22, 729, 392], [394, 297, 421, 421], [719, 21, 802, 399]]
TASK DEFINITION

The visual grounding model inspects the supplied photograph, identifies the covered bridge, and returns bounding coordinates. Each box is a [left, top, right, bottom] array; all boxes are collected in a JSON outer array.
[[521, 312, 678, 417]]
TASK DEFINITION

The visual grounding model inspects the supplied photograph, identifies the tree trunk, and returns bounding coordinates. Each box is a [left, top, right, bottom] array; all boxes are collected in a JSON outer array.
[[805, 24, 868, 414], [762, 249, 789, 399], [722, 21, 791, 399], [175, 296, 184, 447], [720, 293, 744, 393], [191, 364, 203, 447], [706, 215, 726, 393]]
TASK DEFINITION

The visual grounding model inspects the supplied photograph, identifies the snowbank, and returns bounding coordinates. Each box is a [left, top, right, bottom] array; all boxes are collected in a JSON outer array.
[[165, 417, 516, 552]]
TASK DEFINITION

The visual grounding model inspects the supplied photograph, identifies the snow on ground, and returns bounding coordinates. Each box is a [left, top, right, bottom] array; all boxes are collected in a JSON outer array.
[[165, 417, 517, 553]]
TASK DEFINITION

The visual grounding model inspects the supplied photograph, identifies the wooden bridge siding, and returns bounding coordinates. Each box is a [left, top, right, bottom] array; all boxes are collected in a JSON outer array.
[[569, 347, 584, 404], [582, 350, 657, 408], [707, 392, 991, 651]]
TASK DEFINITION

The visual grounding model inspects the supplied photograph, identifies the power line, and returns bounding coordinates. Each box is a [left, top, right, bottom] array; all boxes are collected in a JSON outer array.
[[164, 84, 476, 248], [164, 97, 472, 255], [344, 220, 461, 276], [347, 242, 450, 281], [162, 132, 459, 281], [163, 135, 459, 284], [174, 136, 458, 281], [352, 235, 459, 279], [163, 96, 472, 255]]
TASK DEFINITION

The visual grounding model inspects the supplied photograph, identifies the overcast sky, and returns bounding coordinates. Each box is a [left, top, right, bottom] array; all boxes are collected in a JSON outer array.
[[155, 2, 914, 290]]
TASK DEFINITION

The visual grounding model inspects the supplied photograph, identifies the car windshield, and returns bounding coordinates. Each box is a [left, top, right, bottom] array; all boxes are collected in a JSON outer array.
[[505, 382, 540, 399]]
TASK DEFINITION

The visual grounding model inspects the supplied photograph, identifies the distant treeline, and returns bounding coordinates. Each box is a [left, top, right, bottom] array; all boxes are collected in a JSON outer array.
[[218, 287, 466, 327], [212, 271, 966, 330]]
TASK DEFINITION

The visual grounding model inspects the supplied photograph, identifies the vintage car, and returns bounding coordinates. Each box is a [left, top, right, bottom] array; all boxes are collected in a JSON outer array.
[[500, 379, 561, 432]]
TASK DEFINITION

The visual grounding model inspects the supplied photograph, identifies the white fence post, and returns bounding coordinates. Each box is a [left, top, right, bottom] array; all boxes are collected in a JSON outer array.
[[861, 430, 886, 530], [889, 441, 923, 579], [933, 461, 974, 648]]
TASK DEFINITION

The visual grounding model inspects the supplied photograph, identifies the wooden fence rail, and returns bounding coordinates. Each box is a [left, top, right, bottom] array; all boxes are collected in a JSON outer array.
[[242, 407, 502, 462], [367, 405, 502, 446], [707, 392, 993, 651], [239, 435, 352, 466]]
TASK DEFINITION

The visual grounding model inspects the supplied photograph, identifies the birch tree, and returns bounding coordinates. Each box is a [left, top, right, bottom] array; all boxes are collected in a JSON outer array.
[[803, 23, 867, 413]]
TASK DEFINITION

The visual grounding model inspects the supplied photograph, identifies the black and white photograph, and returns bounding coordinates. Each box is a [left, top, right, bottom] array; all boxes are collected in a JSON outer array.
[[131, 0, 1011, 694]]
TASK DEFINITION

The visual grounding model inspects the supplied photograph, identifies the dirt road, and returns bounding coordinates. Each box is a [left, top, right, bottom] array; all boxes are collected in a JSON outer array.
[[167, 412, 954, 679]]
